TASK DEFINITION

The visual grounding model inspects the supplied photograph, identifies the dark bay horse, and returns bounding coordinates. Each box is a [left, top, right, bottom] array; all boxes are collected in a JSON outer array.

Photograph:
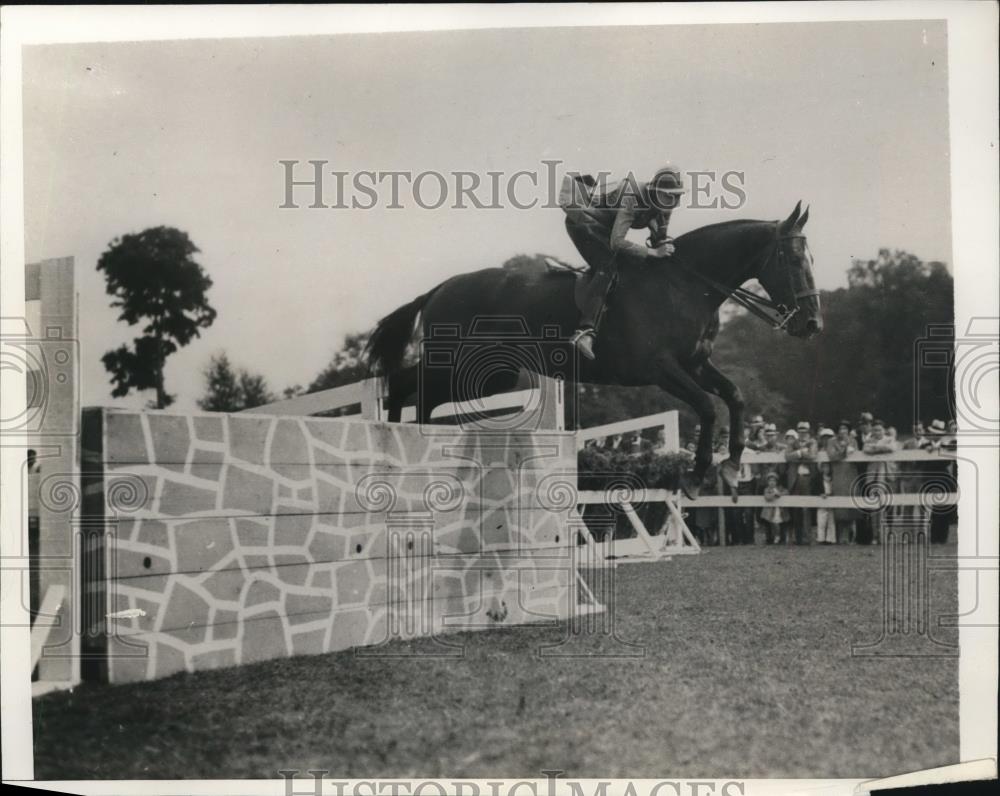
[[366, 202, 821, 494]]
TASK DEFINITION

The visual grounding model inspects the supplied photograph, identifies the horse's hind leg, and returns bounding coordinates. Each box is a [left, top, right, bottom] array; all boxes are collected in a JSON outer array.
[[385, 365, 418, 423], [416, 366, 453, 425]]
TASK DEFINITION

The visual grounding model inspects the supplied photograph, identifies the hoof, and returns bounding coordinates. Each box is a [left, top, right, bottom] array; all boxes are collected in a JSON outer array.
[[680, 477, 701, 500], [719, 459, 740, 490]]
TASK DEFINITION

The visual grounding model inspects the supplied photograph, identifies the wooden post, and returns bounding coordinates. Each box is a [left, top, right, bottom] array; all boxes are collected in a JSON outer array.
[[25, 257, 79, 689]]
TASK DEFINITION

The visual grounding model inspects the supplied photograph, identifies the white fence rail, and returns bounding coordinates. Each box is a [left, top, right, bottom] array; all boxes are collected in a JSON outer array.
[[243, 375, 566, 429], [577, 410, 679, 450]]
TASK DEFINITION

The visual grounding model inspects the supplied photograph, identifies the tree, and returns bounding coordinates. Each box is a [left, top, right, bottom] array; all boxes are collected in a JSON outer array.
[[97, 226, 216, 408], [309, 332, 372, 392], [713, 249, 953, 430], [239, 372, 274, 409], [198, 353, 276, 412]]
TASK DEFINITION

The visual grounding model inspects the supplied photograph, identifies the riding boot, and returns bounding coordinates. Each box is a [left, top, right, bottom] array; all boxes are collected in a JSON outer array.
[[572, 267, 616, 359]]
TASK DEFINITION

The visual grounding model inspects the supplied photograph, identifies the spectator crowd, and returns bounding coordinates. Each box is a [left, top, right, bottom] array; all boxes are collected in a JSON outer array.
[[583, 412, 959, 547]]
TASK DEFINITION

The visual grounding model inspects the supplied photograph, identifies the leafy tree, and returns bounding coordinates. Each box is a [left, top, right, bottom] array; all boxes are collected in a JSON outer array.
[[198, 353, 276, 412], [97, 226, 216, 408], [309, 332, 372, 392], [714, 249, 953, 430], [238, 372, 274, 409]]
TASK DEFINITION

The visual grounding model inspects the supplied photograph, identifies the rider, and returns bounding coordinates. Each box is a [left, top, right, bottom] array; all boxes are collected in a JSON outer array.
[[559, 165, 685, 360]]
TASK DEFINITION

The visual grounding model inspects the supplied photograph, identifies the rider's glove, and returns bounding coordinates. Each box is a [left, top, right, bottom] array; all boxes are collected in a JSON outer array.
[[651, 239, 675, 258]]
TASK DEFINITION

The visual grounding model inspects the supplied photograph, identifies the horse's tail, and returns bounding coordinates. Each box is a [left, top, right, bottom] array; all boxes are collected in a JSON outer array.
[[365, 289, 433, 377]]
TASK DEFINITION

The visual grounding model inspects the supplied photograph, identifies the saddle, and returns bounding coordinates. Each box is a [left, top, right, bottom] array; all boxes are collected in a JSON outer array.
[[543, 256, 588, 276]]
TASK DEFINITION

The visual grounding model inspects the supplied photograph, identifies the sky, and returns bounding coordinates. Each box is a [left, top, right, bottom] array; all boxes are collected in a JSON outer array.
[[21, 20, 952, 410]]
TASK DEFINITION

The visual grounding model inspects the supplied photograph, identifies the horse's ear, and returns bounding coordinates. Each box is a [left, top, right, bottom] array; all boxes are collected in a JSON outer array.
[[796, 204, 810, 229], [779, 200, 802, 233]]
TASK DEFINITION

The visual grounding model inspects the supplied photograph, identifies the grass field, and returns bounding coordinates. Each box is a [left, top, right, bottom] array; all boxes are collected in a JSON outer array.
[[33, 543, 959, 779]]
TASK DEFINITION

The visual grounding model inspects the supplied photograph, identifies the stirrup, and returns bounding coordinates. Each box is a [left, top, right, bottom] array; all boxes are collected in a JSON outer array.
[[570, 328, 596, 360]]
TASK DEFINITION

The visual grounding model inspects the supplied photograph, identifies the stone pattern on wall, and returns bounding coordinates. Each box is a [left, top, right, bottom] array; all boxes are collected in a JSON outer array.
[[81, 409, 583, 683]]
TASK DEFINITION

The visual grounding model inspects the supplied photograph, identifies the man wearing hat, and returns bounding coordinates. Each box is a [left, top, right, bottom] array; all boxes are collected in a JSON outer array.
[[784, 421, 820, 544], [761, 423, 780, 447], [925, 419, 957, 543], [745, 414, 767, 450], [926, 418, 947, 448]]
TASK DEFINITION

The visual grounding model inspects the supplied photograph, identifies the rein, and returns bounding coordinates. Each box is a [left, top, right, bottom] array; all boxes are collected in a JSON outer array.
[[673, 232, 819, 330]]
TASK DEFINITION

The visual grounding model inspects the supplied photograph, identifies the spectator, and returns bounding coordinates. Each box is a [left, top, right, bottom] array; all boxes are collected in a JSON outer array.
[[686, 423, 702, 452], [752, 422, 783, 535], [607, 433, 623, 451], [746, 414, 767, 450], [760, 471, 789, 544], [785, 421, 820, 544], [924, 419, 945, 451], [904, 422, 932, 451], [855, 412, 874, 447], [710, 425, 740, 543], [827, 421, 860, 543], [690, 458, 721, 546], [852, 413, 875, 543], [862, 419, 898, 544], [732, 454, 757, 545], [900, 421, 933, 525], [926, 419, 958, 543], [780, 428, 797, 486], [714, 426, 730, 455], [761, 423, 783, 452], [625, 432, 643, 456], [816, 428, 837, 544]]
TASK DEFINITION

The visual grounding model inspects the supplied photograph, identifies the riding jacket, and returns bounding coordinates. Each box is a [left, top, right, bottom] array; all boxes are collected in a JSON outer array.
[[559, 174, 671, 259]]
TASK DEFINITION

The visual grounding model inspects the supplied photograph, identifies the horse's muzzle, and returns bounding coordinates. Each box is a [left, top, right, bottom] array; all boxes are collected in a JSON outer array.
[[788, 313, 822, 339]]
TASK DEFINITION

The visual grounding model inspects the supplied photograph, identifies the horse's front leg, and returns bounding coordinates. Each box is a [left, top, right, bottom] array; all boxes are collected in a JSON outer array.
[[693, 359, 745, 490], [654, 357, 718, 498]]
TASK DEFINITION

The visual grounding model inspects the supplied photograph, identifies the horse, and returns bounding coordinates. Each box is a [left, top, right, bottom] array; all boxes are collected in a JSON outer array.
[[365, 201, 821, 495]]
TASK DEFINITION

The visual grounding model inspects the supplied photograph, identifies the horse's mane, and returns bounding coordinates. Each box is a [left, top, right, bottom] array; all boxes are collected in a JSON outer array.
[[674, 218, 776, 246]]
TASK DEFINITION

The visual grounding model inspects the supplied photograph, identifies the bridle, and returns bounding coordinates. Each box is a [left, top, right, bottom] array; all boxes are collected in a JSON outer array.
[[675, 231, 820, 331]]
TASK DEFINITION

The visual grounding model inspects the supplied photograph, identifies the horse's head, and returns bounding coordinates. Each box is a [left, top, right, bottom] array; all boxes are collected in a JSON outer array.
[[758, 201, 822, 339]]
